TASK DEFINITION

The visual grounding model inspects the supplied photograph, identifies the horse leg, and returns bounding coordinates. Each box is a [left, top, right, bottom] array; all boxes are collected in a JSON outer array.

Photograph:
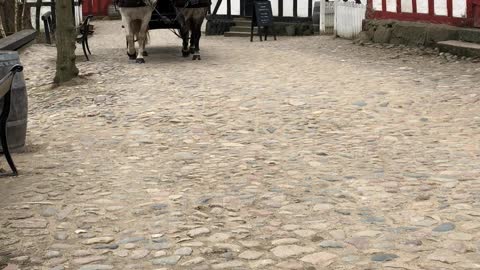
[[191, 13, 204, 60], [192, 9, 207, 60], [136, 13, 151, 64], [189, 31, 195, 54], [121, 15, 136, 60], [142, 29, 149, 56], [181, 27, 190, 57]]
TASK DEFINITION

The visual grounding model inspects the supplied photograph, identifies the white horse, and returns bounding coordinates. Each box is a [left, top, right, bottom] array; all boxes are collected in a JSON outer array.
[[117, 0, 157, 63]]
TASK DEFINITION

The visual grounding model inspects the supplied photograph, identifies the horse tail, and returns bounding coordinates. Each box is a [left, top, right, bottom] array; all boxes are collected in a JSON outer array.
[[131, 19, 142, 40]]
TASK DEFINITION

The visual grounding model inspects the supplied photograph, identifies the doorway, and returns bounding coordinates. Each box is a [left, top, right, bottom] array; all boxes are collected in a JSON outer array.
[[241, 0, 255, 17]]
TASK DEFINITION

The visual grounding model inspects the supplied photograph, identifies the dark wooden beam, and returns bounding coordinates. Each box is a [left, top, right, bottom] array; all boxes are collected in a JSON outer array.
[[293, 0, 297, 17], [278, 0, 283, 16], [0, 30, 37, 51], [240, 0, 245, 16], [212, 0, 223, 15], [308, 0, 313, 17], [227, 0, 231, 17]]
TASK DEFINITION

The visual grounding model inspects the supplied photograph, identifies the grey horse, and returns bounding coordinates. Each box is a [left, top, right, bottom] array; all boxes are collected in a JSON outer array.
[[175, 0, 210, 60]]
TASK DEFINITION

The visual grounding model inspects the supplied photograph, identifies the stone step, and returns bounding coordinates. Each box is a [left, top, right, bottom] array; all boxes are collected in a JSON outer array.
[[458, 28, 480, 44], [224, 31, 256, 37], [233, 17, 251, 21], [230, 26, 255, 33], [233, 20, 252, 27], [437, 40, 480, 58]]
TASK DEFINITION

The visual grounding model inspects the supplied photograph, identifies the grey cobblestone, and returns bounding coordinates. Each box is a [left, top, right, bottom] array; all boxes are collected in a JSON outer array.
[[0, 20, 479, 269]]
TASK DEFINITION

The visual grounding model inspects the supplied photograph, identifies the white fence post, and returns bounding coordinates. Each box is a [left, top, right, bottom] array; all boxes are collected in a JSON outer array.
[[320, 0, 325, 33], [333, 0, 366, 39], [333, 0, 338, 37]]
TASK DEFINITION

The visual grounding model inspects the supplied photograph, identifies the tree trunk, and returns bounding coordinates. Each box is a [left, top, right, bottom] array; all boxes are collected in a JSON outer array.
[[13, 0, 18, 32], [19, 0, 33, 30], [54, 0, 79, 84], [0, 4, 6, 38], [2, 0, 16, 34]]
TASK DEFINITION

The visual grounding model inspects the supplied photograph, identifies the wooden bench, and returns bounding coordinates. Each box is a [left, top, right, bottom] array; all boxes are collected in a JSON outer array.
[[0, 65, 23, 176], [41, 12, 93, 61], [41, 11, 56, 44], [0, 30, 37, 51]]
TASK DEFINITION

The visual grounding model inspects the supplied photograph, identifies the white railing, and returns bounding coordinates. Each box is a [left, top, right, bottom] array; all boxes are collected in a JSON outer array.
[[319, 1, 335, 34], [334, 0, 366, 39]]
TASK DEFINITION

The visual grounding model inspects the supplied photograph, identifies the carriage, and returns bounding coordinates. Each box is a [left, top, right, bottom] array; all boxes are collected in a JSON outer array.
[[147, 0, 182, 30]]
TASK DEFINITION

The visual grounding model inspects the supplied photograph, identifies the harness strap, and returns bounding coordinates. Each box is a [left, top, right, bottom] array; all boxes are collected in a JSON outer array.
[[116, 0, 146, 7]]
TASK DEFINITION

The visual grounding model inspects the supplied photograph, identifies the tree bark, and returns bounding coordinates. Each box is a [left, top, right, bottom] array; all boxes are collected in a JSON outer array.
[[54, 0, 79, 84], [13, 0, 18, 32], [0, 4, 6, 38], [19, 0, 33, 30], [2, 0, 16, 34]]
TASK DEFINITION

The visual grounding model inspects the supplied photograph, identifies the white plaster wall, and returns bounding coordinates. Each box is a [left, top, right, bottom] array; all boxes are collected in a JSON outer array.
[[452, 0, 467, 17], [271, 0, 279, 16], [386, 0, 397, 12], [211, 0, 228, 15], [434, 0, 448, 15], [373, 0, 382, 11], [298, 0, 310, 17], [283, 0, 294, 16], [231, 0, 241, 15], [416, 0, 429, 14], [401, 0, 413, 13]]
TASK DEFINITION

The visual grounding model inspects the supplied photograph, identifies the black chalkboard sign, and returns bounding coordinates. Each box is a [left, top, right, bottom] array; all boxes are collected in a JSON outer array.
[[250, 0, 276, 42], [253, 1, 273, 27]]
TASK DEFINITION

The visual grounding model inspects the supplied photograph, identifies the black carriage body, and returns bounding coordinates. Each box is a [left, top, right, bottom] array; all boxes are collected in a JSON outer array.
[[148, 0, 181, 29]]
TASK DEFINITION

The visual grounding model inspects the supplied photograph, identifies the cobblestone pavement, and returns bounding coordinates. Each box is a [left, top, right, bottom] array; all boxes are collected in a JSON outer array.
[[1, 20, 480, 270]]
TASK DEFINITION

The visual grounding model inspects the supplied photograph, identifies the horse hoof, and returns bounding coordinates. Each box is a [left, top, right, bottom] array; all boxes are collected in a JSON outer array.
[[142, 51, 148, 57], [127, 52, 136, 60], [192, 55, 201, 60], [136, 58, 145, 64], [182, 50, 190, 57]]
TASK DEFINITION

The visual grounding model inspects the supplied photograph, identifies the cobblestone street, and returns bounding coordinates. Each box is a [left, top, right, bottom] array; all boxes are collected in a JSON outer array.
[[1, 20, 480, 270]]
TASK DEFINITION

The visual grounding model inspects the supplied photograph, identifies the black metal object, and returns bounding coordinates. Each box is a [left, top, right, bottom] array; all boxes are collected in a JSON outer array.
[[41, 11, 55, 44], [76, 15, 93, 61], [0, 65, 23, 176], [250, 0, 276, 42]]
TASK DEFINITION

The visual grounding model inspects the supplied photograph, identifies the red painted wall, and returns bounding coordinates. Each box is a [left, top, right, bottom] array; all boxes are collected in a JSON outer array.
[[367, 0, 477, 27], [83, 0, 112, 16]]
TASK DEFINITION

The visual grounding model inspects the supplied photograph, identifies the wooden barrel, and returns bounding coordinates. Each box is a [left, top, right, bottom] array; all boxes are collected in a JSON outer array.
[[0, 51, 28, 152]]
